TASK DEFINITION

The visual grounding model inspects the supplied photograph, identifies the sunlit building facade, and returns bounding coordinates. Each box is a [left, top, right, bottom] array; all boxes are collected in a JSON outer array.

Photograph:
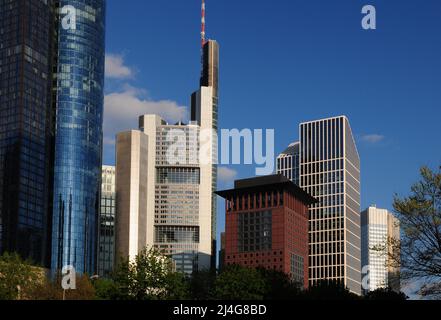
[[115, 113, 215, 274], [51, 0, 106, 274], [300, 116, 362, 295], [191, 39, 219, 268], [217, 175, 316, 288], [361, 206, 400, 293]]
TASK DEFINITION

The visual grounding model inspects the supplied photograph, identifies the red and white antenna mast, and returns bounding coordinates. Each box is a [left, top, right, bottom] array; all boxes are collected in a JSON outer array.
[[201, 0, 206, 48]]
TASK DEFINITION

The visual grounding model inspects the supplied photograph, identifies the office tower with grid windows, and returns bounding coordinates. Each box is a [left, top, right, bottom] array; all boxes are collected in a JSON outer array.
[[115, 113, 214, 274], [98, 166, 116, 277], [0, 0, 56, 266], [277, 142, 300, 186], [300, 116, 361, 295], [0, 0, 106, 273], [361, 206, 400, 293]]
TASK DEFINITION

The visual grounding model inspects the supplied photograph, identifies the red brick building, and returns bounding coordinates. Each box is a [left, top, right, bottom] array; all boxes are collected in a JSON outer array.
[[216, 175, 316, 289]]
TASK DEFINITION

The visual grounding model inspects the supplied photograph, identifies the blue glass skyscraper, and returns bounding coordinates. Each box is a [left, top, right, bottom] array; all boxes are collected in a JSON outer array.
[[51, 0, 106, 274]]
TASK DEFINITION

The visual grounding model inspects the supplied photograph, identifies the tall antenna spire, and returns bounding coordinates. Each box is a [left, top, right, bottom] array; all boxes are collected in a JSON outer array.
[[201, 0, 206, 48]]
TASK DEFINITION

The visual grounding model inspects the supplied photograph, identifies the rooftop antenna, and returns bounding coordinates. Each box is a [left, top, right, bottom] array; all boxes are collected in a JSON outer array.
[[201, 0, 206, 48]]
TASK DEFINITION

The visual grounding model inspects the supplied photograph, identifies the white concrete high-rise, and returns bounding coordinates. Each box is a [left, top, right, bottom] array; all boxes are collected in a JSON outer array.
[[361, 206, 400, 293], [115, 109, 215, 274], [300, 116, 362, 295], [115, 131, 149, 261], [115, 35, 219, 274]]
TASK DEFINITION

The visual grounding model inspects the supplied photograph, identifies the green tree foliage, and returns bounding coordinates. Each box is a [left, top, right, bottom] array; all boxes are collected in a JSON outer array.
[[30, 274, 96, 300], [210, 265, 266, 300], [364, 287, 408, 300], [111, 247, 189, 300], [190, 270, 216, 300], [303, 280, 360, 300], [93, 278, 119, 300], [0, 252, 40, 300], [392, 165, 441, 297], [257, 268, 301, 300]]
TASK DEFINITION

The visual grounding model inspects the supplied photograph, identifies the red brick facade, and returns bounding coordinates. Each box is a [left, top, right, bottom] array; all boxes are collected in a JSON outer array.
[[219, 179, 312, 289]]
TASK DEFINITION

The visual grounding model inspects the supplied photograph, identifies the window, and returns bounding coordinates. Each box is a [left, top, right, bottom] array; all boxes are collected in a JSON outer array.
[[238, 210, 272, 252]]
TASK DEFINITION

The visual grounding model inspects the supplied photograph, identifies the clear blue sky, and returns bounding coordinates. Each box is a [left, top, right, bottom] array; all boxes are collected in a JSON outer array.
[[104, 0, 441, 294]]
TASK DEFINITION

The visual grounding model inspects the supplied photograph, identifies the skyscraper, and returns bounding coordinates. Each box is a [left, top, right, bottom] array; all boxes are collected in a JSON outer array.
[[51, 0, 106, 275], [361, 206, 400, 293], [114, 1, 219, 273], [0, 0, 56, 267], [300, 116, 361, 295], [115, 115, 214, 274], [217, 174, 316, 288], [276, 142, 300, 186], [0, 1, 106, 274], [191, 1, 219, 270], [98, 166, 116, 277], [114, 130, 149, 261]]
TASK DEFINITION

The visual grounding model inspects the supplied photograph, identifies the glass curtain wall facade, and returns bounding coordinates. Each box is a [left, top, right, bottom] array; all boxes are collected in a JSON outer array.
[[51, 0, 106, 275], [98, 166, 115, 277], [277, 142, 300, 186], [300, 116, 361, 295], [0, 0, 55, 267]]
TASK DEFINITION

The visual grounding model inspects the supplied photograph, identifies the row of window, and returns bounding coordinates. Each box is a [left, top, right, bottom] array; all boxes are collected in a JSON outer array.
[[156, 167, 200, 185], [300, 118, 345, 163], [226, 191, 284, 212], [155, 226, 200, 244]]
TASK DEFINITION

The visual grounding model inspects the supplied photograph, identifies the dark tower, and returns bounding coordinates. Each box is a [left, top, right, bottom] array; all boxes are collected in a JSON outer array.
[[0, 0, 56, 267]]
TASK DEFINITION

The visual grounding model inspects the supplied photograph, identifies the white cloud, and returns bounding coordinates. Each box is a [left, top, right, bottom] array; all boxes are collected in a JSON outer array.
[[103, 85, 187, 146], [218, 167, 238, 184], [105, 54, 134, 79], [361, 134, 385, 144]]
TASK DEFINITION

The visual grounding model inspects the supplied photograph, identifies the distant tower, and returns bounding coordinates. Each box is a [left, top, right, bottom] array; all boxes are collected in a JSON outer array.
[[98, 166, 116, 278], [277, 142, 300, 186], [361, 206, 401, 293]]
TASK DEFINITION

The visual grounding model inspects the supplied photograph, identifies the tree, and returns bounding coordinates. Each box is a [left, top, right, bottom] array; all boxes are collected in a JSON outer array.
[[391, 165, 441, 298], [302, 280, 360, 300], [210, 265, 266, 300], [164, 272, 190, 300], [189, 270, 216, 300], [364, 287, 408, 300], [93, 278, 118, 300], [112, 247, 189, 300], [0, 252, 41, 300], [29, 274, 96, 300], [257, 268, 301, 300]]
